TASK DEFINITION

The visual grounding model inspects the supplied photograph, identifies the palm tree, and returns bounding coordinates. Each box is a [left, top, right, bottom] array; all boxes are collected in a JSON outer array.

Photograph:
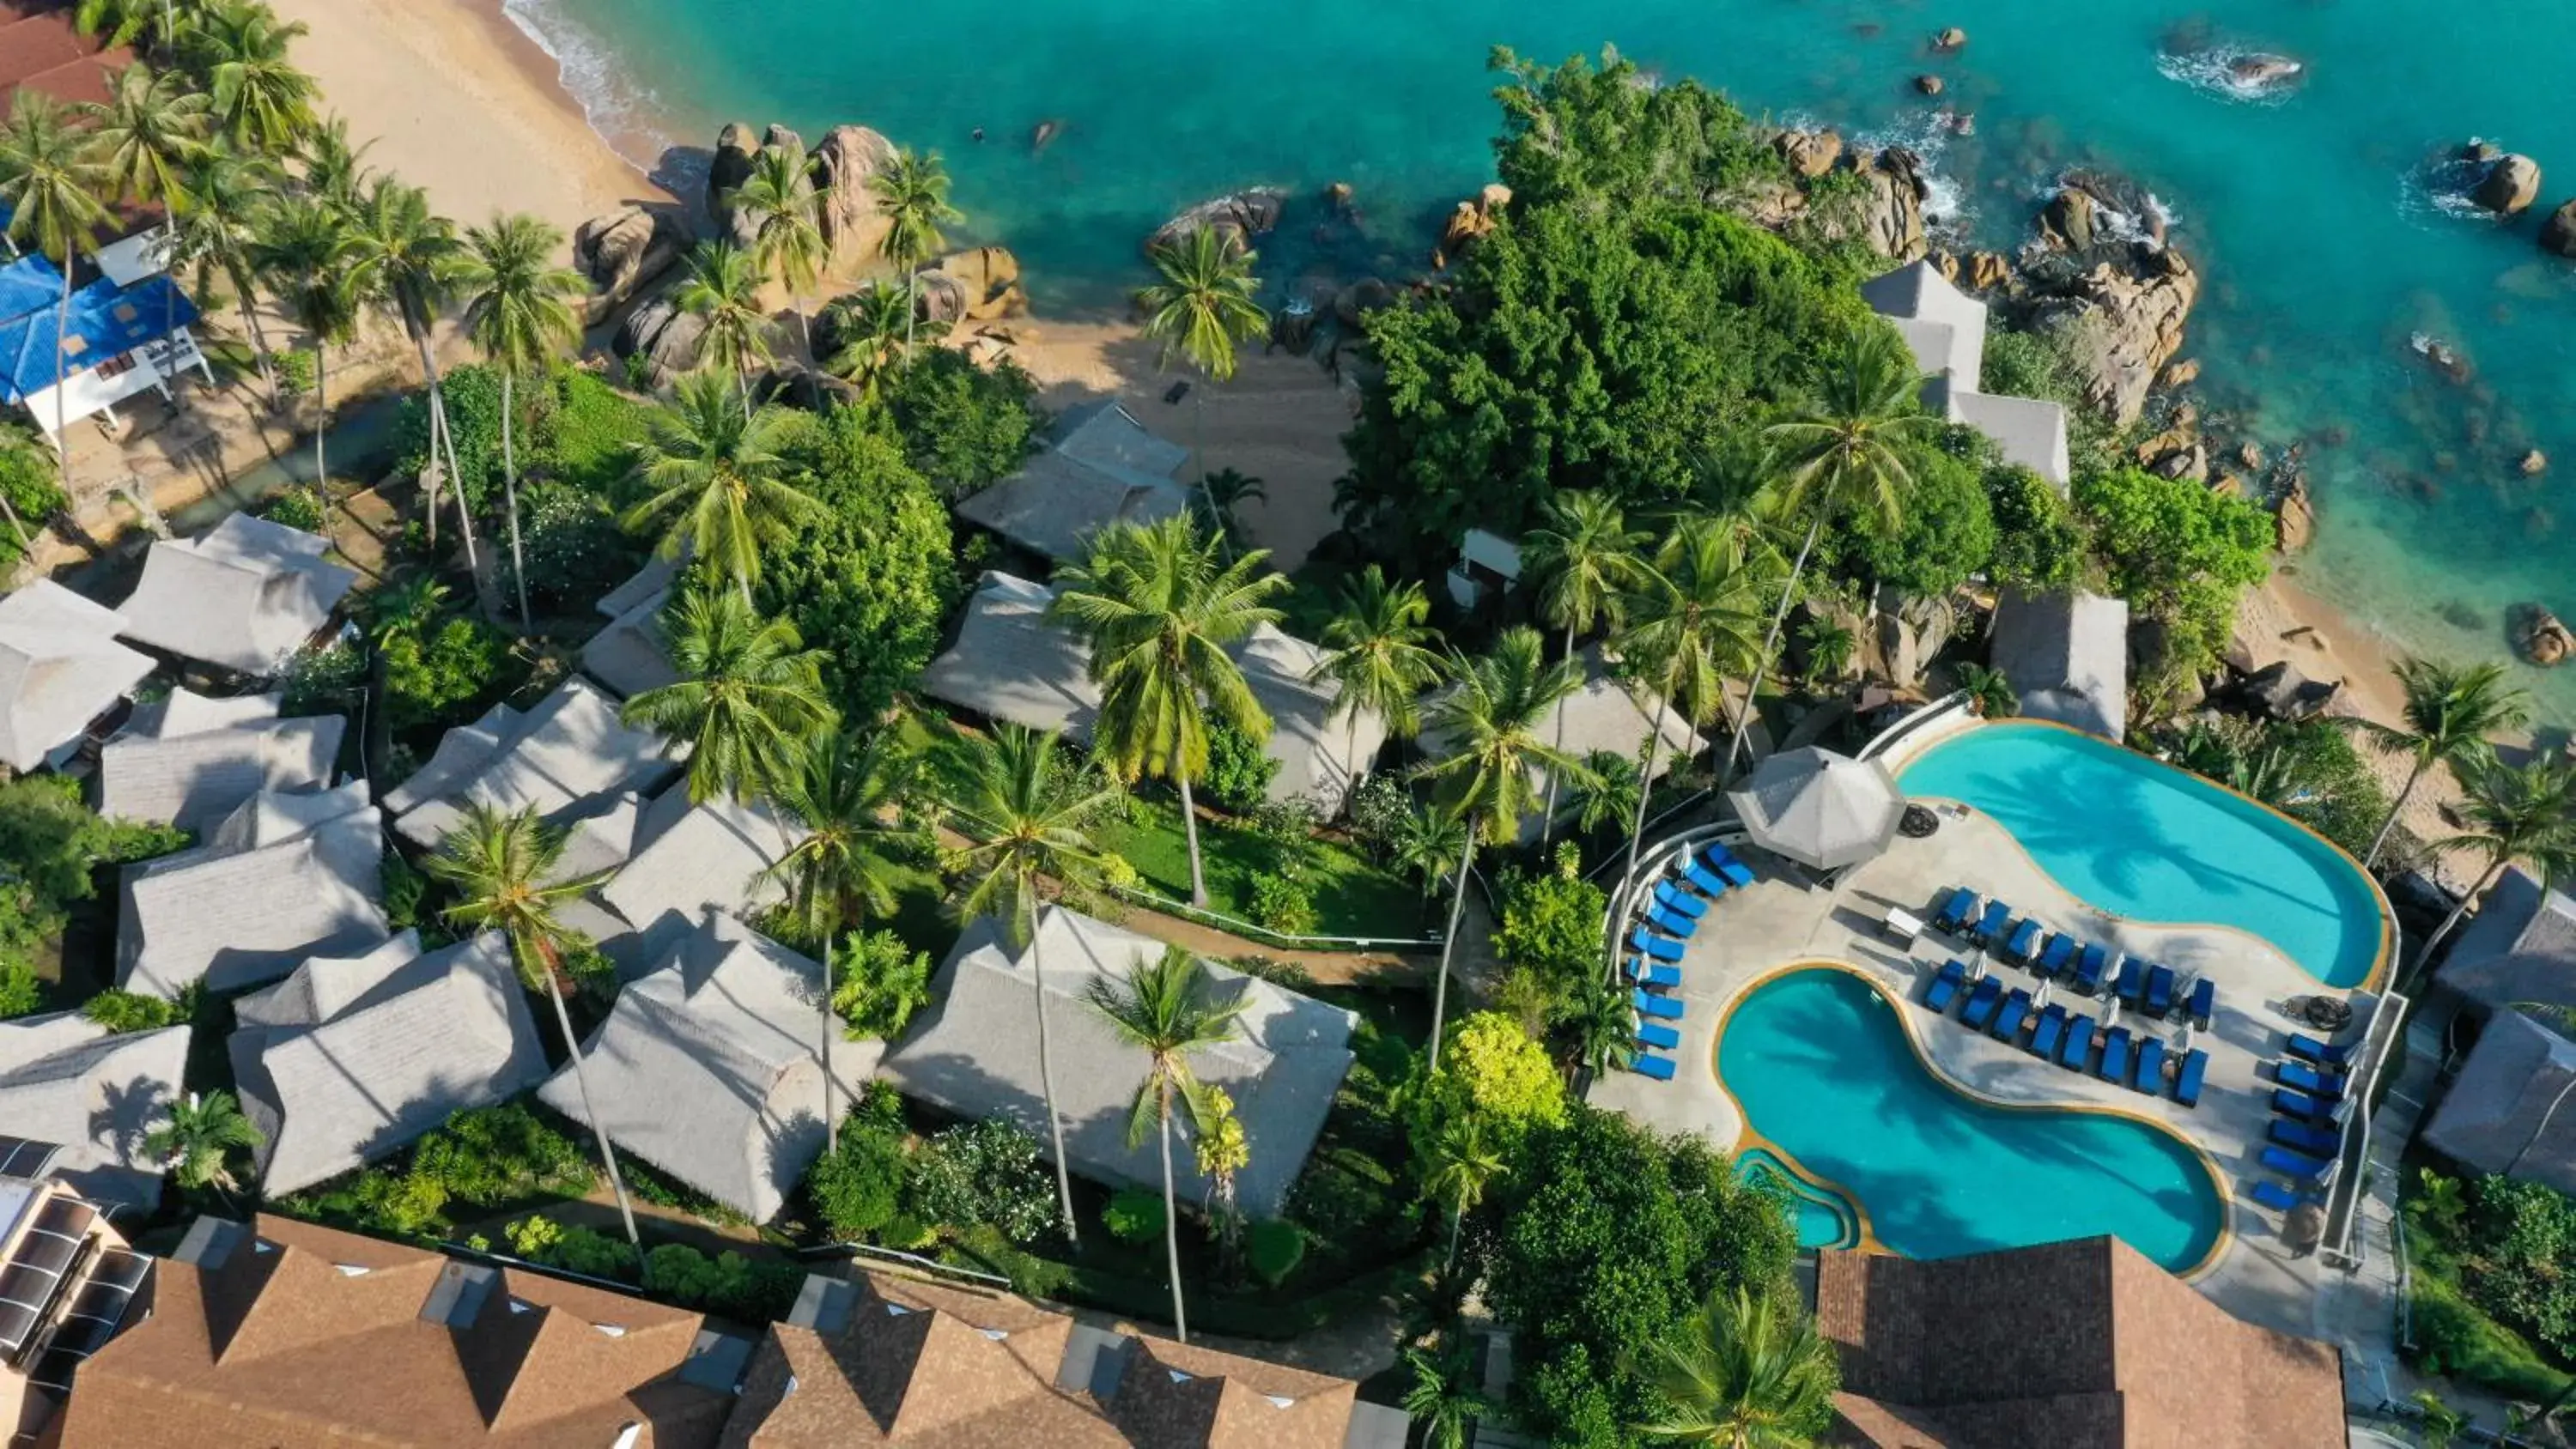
[[1194, 465, 1266, 546], [192, 0, 317, 152], [730, 139, 830, 356], [74, 0, 157, 49], [1560, 968, 1644, 1082], [1728, 326, 1935, 779], [169, 142, 286, 404], [1633, 1286, 1838, 1446], [758, 728, 918, 1152], [819, 280, 916, 396], [356, 572, 449, 645], [1389, 800, 1468, 899], [458, 212, 585, 631], [343, 178, 481, 569], [867, 146, 959, 354], [1523, 491, 1646, 835], [2413, 755, 2576, 983], [620, 587, 835, 804], [425, 803, 645, 1261], [619, 373, 821, 601], [1307, 564, 1443, 812], [246, 190, 359, 491], [941, 724, 1122, 1243], [87, 63, 209, 363], [0, 91, 112, 501], [1401, 1337, 1492, 1449], [1613, 518, 1769, 885], [1415, 627, 1591, 1068], [1191, 1084, 1249, 1252], [676, 239, 775, 409], [2360, 658, 2533, 869], [1956, 661, 2018, 719], [143, 1088, 263, 1195], [1049, 514, 1290, 906], [1136, 225, 1267, 534], [1418, 1109, 1504, 1270], [298, 115, 374, 210], [1084, 944, 1248, 1343], [1798, 617, 1856, 689]]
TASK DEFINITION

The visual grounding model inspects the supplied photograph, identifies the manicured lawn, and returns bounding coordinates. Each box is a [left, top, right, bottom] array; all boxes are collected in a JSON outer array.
[[1097, 797, 1431, 943]]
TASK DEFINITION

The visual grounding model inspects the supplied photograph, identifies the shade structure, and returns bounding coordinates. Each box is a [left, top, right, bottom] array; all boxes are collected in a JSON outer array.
[[1727, 747, 1905, 870]]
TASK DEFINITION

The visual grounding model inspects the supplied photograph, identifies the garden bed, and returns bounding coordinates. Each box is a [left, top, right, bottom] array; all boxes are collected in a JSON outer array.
[[1097, 796, 1430, 944]]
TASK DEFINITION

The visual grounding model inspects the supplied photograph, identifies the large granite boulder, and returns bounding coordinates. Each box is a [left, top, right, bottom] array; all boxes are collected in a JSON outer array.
[[571, 207, 688, 326], [762, 123, 805, 155], [2474, 154, 2543, 216], [2242, 660, 2336, 721], [1772, 128, 1844, 179], [2517, 603, 2573, 666], [1147, 188, 1286, 254], [917, 246, 1026, 322], [2031, 248, 2202, 427], [1855, 148, 1929, 261], [611, 294, 708, 384], [708, 122, 759, 231], [812, 124, 898, 259], [2039, 186, 2098, 251], [2542, 199, 2576, 258], [2275, 474, 2316, 551]]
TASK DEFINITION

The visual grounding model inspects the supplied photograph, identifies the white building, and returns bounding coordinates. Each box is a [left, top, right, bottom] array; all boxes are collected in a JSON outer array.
[[1862, 260, 2073, 491], [0, 254, 212, 449]]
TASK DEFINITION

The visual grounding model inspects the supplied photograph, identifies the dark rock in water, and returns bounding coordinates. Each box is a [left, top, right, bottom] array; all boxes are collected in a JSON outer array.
[[1334, 277, 1397, 330], [2462, 140, 2503, 165], [2541, 198, 2576, 257], [2473, 154, 2543, 216], [1934, 26, 1968, 50], [1149, 188, 1287, 255], [2040, 187, 2097, 251], [2227, 53, 2304, 88], [2516, 603, 2573, 666], [2437, 600, 2486, 633], [1914, 73, 1945, 96]]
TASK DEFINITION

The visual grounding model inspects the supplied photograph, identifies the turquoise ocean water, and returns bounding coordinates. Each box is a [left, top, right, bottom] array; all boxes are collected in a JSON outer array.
[[507, 0, 2576, 724], [1898, 720, 2386, 985]]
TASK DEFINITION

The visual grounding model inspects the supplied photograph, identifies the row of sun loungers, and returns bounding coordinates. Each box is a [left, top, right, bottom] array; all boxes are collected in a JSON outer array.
[[1921, 959, 2208, 1106], [2250, 1034, 2357, 1212], [1930, 888, 2219, 1029], [1619, 842, 1762, 1082]]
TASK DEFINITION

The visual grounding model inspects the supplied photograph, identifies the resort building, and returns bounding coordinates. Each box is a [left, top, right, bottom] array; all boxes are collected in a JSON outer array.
[[1814, 1236, 2347, 1448], [588, 788, 802, 967], [0, 580, 150, 774], [0, 3, 132, 106], [923, 569, 1386, 809], [0, 1017, 188, 1213], [1862, 260, 2072, 490], [1421, 649, 1703, 843], [1441, 526, 1523, 613], [94, 688, 345, 831], [953, 399, 1193, 561], [228, 931, 551, 1197], [0, 1155, 155, 1448], [720, 1265, 1407, 1447], [48, 1213, 754, 1448], [115, 781, 388, 997], [2430, 864, 2576, 1014], [881, 905, 1356, 1218], [581, 555, 683, 699], [0, 252, 213, 451], [539, 915, 880, 1223], [388, 676, 681, 852], [2421, 1009, 2576, 1197], [114, 513, 357, 678], [1987, 588, 2130, 743]]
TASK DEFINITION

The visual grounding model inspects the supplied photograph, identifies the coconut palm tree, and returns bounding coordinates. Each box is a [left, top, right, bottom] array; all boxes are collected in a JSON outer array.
[[866, 146, 959, 354], [1307, 564, 1443, 813], [298, 115, 374, 211], [1048, 514, 1290, 906], [1136, 225, 1267, 536], [1728, 326, 1935, 779], [1613, 518, 1770, 885], [87, 63, 210, 361], [819, 280, 916, 396], [143, 1088, 263, 1195], [191, 0, 317, 153], [2360, 658, 2534, 869], [620, 587, 835, 804], [1191, 1084, 1249, 1253], [1084, 944, 1247, 1343], [425, 803, 645, 1260], [1633, 1285, 1838, 1446], [1523, 491, 1647, 834], [1560, 968, 1646, 1082], [74, 0, 157, 50], [0, 91, 112, 501], [246, 190, 359, 492], [1417, 1109, 1504, 1270], [2412, 755, 2576, 984], [170, 142, 286, 404], [1194, 466, 1266, 547], [343, 178, 483, 568], [729, 139, 830, 356], [1956, 661, 2017, 719], [457, 212, 585, 631], [619, 372, 821, 601], [940, 723, 1122, 1243], [1414, 627, 1591, 1069], [757, 728, 918, 1152], [675, 239, 774, 409], [1402, 1337, 1492, 1449]]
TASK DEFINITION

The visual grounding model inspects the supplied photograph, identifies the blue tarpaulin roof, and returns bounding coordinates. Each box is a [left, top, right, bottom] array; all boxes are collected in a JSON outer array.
[[0, 254, 62, 322], [0, 257, 198, 405]]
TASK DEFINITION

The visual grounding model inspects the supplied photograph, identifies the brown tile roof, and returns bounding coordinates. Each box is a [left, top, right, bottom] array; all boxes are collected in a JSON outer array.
[[1814, 1237, 2345, 1449], [1104, 1337, 1358, 1449], [51, 1214, 738, 1449], [0, 6, 125, 106]]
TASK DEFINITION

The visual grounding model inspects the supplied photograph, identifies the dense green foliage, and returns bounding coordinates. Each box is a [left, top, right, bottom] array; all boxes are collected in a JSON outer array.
[[1103, 1187, 1168, 1243], [2407, 1167, 2576, 1400], [1406, 1012, 1567, 1166], [1492, 847, 1612, 1034], [2074, 465, 2273, 691], [393, 361, 505, 514], [0, 435, 66, 567], [1487, 46, 1788, 218], [1826, 439, 1996, 597], [828, 927, 933, 1040], [380, 615, 513, 731], [496, 482, 642, 615], [254, 484, 327, 533], [1984, 461, 2085, 592], [878, 348, 1039, 499], [808, 1107, 908, 1239], [1199, 719, 1281, 814], [902, 1119, 1061, 1245], [0, 777, 186, 982], [81, 989, 181, 1034], [539, 366, 654, 493], [280, 1103, 599, 1237], [0, 960, 39, 1018]]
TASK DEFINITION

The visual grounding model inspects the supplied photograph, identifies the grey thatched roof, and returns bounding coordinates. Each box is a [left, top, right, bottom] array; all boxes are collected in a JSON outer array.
[[229, 931, 549, 1196], [953, 400, 1191, 561], [1990, 589, 2129, 742], [580, 583, 680, 700], [1950, 391, 2072, 490], [390, 676, 681, 851], [128, 686, 285, 739], [95, 692, 344, 831], [1422, 652, 1701, 843], [920, 571, 1386, 807], [593, 785, 802, 962], [0, 579, 152, 773], [1862, 260, 1986, 395], [880, 905, 1355, 1217], [596, 554, 679, 621], [0, 1012, 189, 1213], [2440, 867, 2576, 1012], [232, 930, 422, 1030], [114, 513, 355, 676], [117, 785, 388, 998], [2422, 1011, 2576, 1197], [538, 914, 884, 1222], [380, 700, 514, 816]]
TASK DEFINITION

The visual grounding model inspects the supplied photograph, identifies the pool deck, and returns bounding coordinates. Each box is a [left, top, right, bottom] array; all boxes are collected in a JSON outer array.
[[1589, 801, 2359, 1344]]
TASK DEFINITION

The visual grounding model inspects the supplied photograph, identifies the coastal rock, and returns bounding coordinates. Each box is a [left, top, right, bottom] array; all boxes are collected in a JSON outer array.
[[1440, 185, 1511, 258], [812, 124, 899, 259], [1334, 277, 1398, 331], [2462, 140, 2503, 166], [1934, 26, 1968, 50], [2236, 441, 2263, 470], [2038, 187, 2098, 252], [1325, 181, 1356, 215], [2474, 154, 2543, 216], [2162, 358, 2201, 388], [2242, 660, 2334, 721], [2031, 250, 2202, 426], [708, 122, 759, 231], [2523, 448, 2549, 475], [919, 246, 1026, 322], [1773, 128, 1844, 179], [1965, 251, 2012, 289], [1913, 74, 1945, 96], [611, 295, 707, 385], [2153, 442, 2210, 483], [2516, 603, 2574, 667], [762, 123, 805, 155], [1866, 585, 1953, 691], [2227, 53, 2303, 88], [2542, 199, 2576, 258], [1854, 148, 1929, 261], [570, 207, 686, 326], [1148, 188, 1287, 255], [2275, 475, 2316, 551]]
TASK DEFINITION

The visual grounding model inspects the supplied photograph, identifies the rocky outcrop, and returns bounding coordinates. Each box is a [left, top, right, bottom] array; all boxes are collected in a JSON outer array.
[[2516, 603, 2573, 666], [1864, 586, 1953, 691], [1741, 138, 1926, 261], [2030, 248, 2201, 426], [915, 246, 1026, 323], [1148, 188, 1287, 255], [812, 124, 897, 259], [2542, 199, 2576, 258], [2522, 448, 2549, 476], [2242, 660, 2336, 721], [708, 122, 759, 233], [2275, 475, 2316, 551], [1852, 148, 1929, 261], [2039, 187, 2098, 251], [2162, 358, 2202, 388], [2228, 53, 2303, 88], [1333, 277, 1398, 332], [570, 207, 687, 325], [1965, 251, 2011, 289], [2474, 154, 2543, 216], [611, 294, 707, 385], [1913, 74, 1944, 96], [1439, 184, 1511, 260], [762, 123, 804, 155], [1772, 128, 1843, 179], [1934, 26, 1968, 50]]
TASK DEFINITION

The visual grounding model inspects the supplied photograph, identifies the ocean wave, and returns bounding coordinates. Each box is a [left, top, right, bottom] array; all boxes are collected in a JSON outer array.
[[2154, 47, 2302, 107], [500, 0, 673, 163]]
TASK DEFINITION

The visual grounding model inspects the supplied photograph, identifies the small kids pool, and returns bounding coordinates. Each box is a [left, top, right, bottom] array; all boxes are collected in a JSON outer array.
[[1717, 967, 2227, 1273], [1737, 1147, 1859, 1251], [1896, 720, 2387, 988]]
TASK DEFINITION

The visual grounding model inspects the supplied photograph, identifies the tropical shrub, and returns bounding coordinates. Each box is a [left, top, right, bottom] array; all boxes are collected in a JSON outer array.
[[2074, 464, 2272, 692], [82, 990, 180, 1034], [0, 435, 65, 567], [496, 482, 641, 615], [2453, 1173, 2576, 1358], [1244, 1218, 1308, 1287], [829, 928, 935, 1040], [347, 1167, 449, 1234], [0, 778, 188, 983], [380, 615, 513, 731], [1346, 773, 1412, 856], [408, 1104, 598, 1205], [0, 960, 39, 1019], [1200, 720, 1280, 815], [807, 1118, 908, 1239], [255, 485, 327, 533], [1247, 870, 1318, 936], [278, 640, 366, 714], [1406, 1012, 1567, 1159], [1984, 461, 2084, 593], [878, 349, 1039, 499], [906, 1119, 1057, 1243], [393, 363, 505, 515], [1495, 846, 1608, 994], [644, 1244, 805, 1321], [1103, 1188, 1167, 1243]]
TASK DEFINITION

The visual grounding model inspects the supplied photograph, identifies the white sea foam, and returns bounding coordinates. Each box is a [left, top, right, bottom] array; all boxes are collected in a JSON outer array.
[[1850, 111, 1977, 236], [500, 0, 673, 165], [2154, 48, 2301, 107]]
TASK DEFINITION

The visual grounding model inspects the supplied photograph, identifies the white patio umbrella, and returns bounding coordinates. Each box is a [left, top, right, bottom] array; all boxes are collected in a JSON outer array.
[[2102, 997, 2123, 1033], [1725, 747, 1907, 871]]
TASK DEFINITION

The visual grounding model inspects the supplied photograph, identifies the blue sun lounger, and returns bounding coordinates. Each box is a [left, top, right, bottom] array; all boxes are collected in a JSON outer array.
[[2131, 1035, 2167, 1093], [2172, 1047, 2208, 1107], [1972, 900, 2011, 944], [2269, 1119, 2340, 1157], [1637, 1020, 1681, 1051], [1628, 958, 1681, 990], [1653, 880, 1707, 919], [1991, 988, 2032, 1040], [2186, 977, 2215, 1030], [2143, 964, 2177, 1019], [2003, 918, 2042, 962], [2073, 943, 2110, 994], [2285, 1034, 2353, 1068], [2275, 1060, 2347, 1100], [2038, 932, 2077, 978], [2028, 1003, 2068, 1058], [1643, 906, 1697, 939], [1923, 960, 1967, 1014], [2098, 1027, 2132, 1082], [1934, 887, 1977, 931], [2251, 1180, 2313, 1213], [1961, 976, 2005, 1030], [1633, 989, 1684, 1021], [2262, 1143, 2335, 1183], [1630, 1051, 1678, 1081], [2113, 956, 2147, 1005], [2058, 1015, 2096, 1071], [1680, 858, 1730, 899], [1699, 846, 1756, 888], [2273, 1088, 2336, 1123], [1630, 927, 1685, 963]]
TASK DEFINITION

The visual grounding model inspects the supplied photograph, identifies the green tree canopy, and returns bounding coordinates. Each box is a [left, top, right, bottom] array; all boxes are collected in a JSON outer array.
[[2073, 464, 2273, 686], [1487, 46, 1787, 215]]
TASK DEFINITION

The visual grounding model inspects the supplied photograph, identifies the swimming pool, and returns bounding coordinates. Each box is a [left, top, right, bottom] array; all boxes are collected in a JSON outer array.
[[1717, 967, 2227, 1273], [1895, 720, 2387, 989], [1737, 1147, 1859, 1251]]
